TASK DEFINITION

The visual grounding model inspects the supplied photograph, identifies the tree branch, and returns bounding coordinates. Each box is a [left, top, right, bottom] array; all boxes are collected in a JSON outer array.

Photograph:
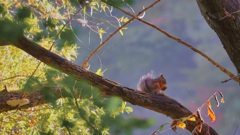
[[0, 36, 218, 134], [114, 6, 240, 83]]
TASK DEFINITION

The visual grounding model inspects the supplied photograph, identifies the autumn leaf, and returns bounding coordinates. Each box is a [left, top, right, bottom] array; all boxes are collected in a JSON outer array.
[[171, 119, 186, 132], [207, 101, 216, 122], [170, 120, 177, 132], [196, 121, 203, 133], [176, 122, 186, 129]]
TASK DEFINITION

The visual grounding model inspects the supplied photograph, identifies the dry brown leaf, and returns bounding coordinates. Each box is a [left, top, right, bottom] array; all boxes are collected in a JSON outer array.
[[196, 121, 203, 133], [197, 108, 203, 122], [221, 97, 225, 103], [218, 92, 225, 103], [171, 120, 177, 132], [214, 95, 219, 107]]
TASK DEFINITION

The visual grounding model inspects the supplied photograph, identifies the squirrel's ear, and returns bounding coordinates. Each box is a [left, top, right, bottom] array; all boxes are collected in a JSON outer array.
[[159, 75, 167, 84], [159, 75, 167, 90]]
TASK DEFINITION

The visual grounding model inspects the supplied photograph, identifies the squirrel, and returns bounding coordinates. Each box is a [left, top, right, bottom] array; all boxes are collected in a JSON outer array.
[[137, 72, 167, 95]]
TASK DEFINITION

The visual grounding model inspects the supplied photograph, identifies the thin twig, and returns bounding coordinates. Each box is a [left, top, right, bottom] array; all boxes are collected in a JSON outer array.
[[115, 7, 240, 83], [71, 81, 101, 134], [233, 123, 239, 135], [158, 91, 223, 134], [221, 73, 240, 83], [0, 75, 27, 81], [220, 10, 240, 21], [81, 0, 161, 67], [49, 4, 87, 51]]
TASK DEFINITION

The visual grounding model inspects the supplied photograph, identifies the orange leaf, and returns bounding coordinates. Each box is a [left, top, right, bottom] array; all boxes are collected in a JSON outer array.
[[207, 101, 216, 122]]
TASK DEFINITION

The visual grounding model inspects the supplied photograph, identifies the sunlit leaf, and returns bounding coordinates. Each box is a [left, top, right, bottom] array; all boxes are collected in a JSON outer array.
[[46, 3, 52, 13], [125, 107, 133, 114], [176, 122, 186, 129], [96, 68, 106, 76], [119, 29, 124, 36], [187, 115, 196, 121], [207, 101, 215, 122], [96, 68, 103, 76], [7, 99, 30, 107], [101, 128, 109, 135], [90, 1, 99, 11], [100, 2, 109, 12], [98, 28, 106, 40]]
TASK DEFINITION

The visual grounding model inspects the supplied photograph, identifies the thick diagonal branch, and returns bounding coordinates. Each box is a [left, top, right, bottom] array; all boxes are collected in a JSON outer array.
[[0, 36, 218, 134]]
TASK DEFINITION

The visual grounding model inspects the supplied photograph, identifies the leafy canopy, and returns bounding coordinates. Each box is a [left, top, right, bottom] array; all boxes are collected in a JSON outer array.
[[0, 0, 153, 134]]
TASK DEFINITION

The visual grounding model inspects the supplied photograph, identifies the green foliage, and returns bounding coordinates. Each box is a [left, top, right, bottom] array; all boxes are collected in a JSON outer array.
[[0, 0, 155, 134], [0, 3, 7, 16], [158, 122, 171, 133], [0, 18, 23, 43], [102, 0, 135, 7], [57, 28, 77, 50], [15, 7, 31, 21], [44, 17, 59, 30]]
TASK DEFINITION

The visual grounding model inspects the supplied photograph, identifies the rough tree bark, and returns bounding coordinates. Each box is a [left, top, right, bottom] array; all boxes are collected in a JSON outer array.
[[0, 36, 218, 135], [196, 0, 240, 74]]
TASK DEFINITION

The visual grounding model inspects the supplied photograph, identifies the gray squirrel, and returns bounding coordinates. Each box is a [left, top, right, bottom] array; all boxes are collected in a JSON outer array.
[[137, 72, 167, 95]]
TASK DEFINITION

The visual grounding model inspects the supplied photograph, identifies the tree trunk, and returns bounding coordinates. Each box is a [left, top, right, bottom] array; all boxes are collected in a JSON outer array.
[[196, 0, 240, 74]]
